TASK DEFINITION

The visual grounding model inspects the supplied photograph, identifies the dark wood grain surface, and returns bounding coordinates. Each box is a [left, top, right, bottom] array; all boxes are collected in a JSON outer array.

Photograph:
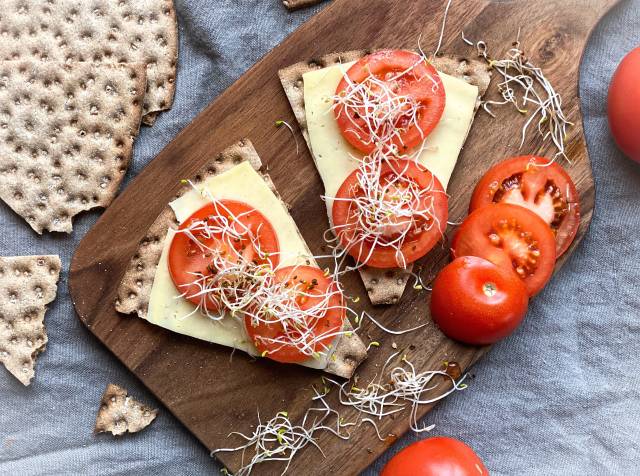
[[69, 0, 616, 474]]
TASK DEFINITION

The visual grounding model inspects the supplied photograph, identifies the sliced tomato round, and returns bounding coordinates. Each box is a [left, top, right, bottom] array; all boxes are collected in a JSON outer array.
[[332, 160, 448, 268], [452, 203, 556, 296], [334, 49, 446, 154], [168, 200, 279, 311], [245, 266, 345, 364], [470, 156, 580, 257]]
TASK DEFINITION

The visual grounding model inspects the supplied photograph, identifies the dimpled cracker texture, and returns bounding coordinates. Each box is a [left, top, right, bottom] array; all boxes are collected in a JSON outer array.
[[0, 255, 61, 386], [95, 383, 158, 436], [0, 61, 146, 233], [0, 0, 178, 125]]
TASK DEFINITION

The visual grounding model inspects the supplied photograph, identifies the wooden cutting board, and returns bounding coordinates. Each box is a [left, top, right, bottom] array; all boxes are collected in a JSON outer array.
[[69, 0, 616, 473]]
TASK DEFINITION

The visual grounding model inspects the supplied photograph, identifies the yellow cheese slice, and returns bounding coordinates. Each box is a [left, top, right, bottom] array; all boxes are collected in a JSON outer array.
[[145, 162, 330, 369], [303, 62, 479, 213]]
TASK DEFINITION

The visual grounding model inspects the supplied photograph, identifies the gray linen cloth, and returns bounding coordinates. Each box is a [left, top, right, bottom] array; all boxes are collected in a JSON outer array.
[[1, 1, 639, 474]]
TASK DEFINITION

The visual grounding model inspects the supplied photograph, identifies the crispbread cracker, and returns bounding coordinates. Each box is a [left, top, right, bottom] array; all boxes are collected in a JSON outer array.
[[278, 51, 491, 304], [0, 61, 146, 233], [95, 383, 158, 435], [0, 255, 61, 386], [115, 139, 366, 378], [0, 0, 178, 124], [283, 0, 324, 10]]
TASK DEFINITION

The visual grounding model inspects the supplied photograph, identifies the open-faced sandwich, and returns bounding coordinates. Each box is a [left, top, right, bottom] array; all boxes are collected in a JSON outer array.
[[115, 139, 366, 378], [279, 50, 491, 304]]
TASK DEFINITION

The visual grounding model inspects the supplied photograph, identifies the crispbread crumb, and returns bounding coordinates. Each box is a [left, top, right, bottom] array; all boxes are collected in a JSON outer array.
[[95, 383, 158, 436]]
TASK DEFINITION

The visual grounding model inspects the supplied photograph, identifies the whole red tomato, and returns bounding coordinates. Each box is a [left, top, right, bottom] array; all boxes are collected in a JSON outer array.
[[381, 436, 489, 476], [431, 256, 529, 345], [608, 47, 640, 162]]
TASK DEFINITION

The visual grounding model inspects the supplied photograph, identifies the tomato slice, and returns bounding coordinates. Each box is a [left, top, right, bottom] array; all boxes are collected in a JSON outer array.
[[334, 50, 446, 154], [332, 160, 448, 268], [452, 203, 556, 296], [470, 156, 580, 257], [168, 200, 279, 311], [245, 266, 345, 364]]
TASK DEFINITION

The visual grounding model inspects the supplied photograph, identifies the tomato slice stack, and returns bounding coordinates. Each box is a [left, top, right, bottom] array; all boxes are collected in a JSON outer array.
[[431, 156, 581, 345], [453, 156, 580, 296]]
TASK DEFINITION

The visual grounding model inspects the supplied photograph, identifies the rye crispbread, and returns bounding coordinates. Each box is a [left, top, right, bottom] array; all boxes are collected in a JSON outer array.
[[278, 50, 491, 305], [95, 383, 158, 435], [0, 0, 178, 125], [115, 139, 367, 379], [0, 61, 146, 233], [0, 255, 61, 386]]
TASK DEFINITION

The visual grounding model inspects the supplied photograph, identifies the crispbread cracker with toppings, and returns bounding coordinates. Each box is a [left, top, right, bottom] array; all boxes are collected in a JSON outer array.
[[0, 255, 61, 386], [0, 0, 178, 124], [115, 139, 366, 379], [0, 61, 146, 233], [278, 50, 491, 305], [282, 0, 324, 10], [95, 383, 158, 435], [115, 139, 263, 317]]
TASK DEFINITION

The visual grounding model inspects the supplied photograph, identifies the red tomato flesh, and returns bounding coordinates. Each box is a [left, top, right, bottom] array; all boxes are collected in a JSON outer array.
[[470, 156, 580, 257], [431, 256, 529, 345], [608, 47, 640, 162], [245, 265, 345, 364], [332, 160, 448, 268], [168, 200, 279, 311], [452, 203, 556, 296], [335, 50, 446, 154], [381, 436, 489, 476]]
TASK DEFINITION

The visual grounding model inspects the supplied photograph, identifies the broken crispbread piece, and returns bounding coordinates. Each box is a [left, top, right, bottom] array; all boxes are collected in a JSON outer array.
[[115, 139, 366, 379], [0, 0, 178, 123], [0, 255, 61, 386], [278, 50, 491, 305], [282, 0, 324, 10], [95, 383, 158, 436], [0, 61, 146, 233]]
